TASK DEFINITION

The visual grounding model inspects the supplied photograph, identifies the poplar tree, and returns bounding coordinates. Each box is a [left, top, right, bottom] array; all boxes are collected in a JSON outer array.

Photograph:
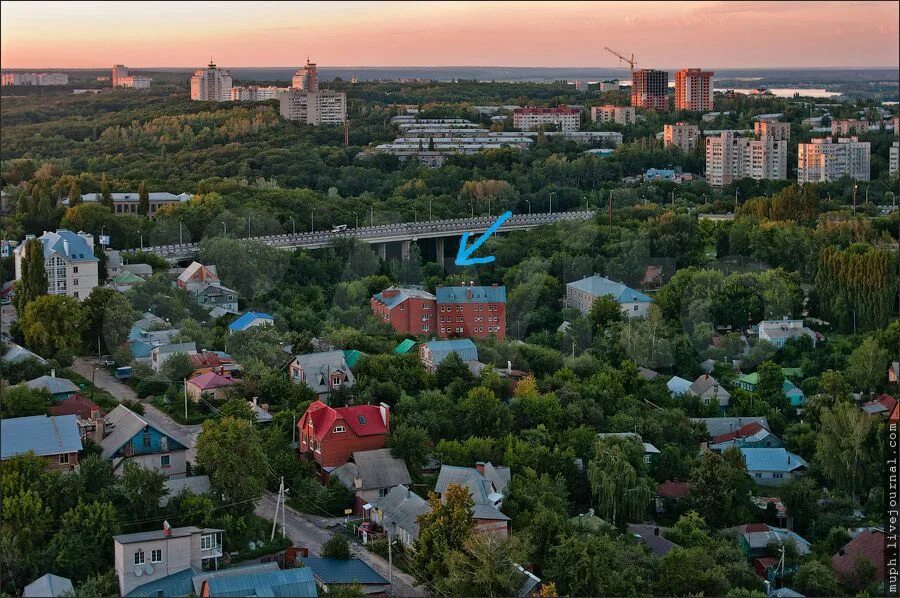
[[137, 180, 149, 216], [100, 173, 113, 208], [13, 238, 48, 313]]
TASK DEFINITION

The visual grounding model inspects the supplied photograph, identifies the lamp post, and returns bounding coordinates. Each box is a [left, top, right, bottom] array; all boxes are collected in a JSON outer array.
[[470, 201, 474, 218], [549, 192, 554, 215], [289, 216, 296, 235], [351, 211, 358, 229], [428, 198, 433, 221], [310, 209, 315, 232], [178, 219, 183, 245], [370, 205, 374, 226], [246, 214, 251, 239], [139, 231, 143, 252], [525, 199, 531, 216], [221, 221, 227, 237]]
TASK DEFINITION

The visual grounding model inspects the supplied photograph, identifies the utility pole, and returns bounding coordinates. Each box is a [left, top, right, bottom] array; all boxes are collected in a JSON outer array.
[[97, 336, 102, 362], [184, 378, 188, 419], [852, 184, 858, 213], [270, 477, 284, 541], [608, 190, 613, 226], [388, 524, 395, 590], [549, 192, 554, 215]]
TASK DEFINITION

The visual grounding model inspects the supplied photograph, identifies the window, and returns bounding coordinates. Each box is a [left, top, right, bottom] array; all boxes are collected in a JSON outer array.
[[378, 487, 390, 498], [134, 550, 145, 565], [201, 535, 213, 550], [399, 304, 405, 310], [73, 266, 79, 274], [161, 455, 170, 467], [58, 453, 69, 464], [773, 473, 783, 479], [358, 415, 367, 425], [633, 305, 639, 312], [73, 292, 79, 299], [143, 433, 151, 448], [333, 425, 346, 433], [151, 549, 162, 563], [331, 374, 342, 387]]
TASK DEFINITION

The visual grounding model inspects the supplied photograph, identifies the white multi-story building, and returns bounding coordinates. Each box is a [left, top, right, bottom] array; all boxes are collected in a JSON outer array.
[[590, 105, 635, 125], [754, 120, 790, 141], [663, 122, 700, 152], [890, 141, 899, 176], [279, 89, 347, 125], [190, 61, 232, 101], [292, 59, 318, 91], [1, 72, 68, 86], [14, 230, 98, 301], [512, 106, 580, 132], [112, 65, 151, 89], [831, 119, 868, 136], [574, 80, 589, 92], [229, 85, 289, 101], [797, 137, 871, 183], [705, 131, 788, 187], [598, 79, 620, 92]]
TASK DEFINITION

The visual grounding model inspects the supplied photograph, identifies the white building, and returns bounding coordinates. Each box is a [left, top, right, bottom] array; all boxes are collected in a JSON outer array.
[[14, 230, 98, 301], [754, 120, 790, 141], [565, 274, 653, 318], [590, 105, 635, 126], [1, 72, 68, 86], [890, 141, 899, 176], [831, 119, 869, 136], [230, 85, 288, 101], [112, 65, 151, 89], [574, 80, 589, 92], [512, 107, 580, 132], [705, 131, 787, 187], [279, 89, 347, 125], [663, 122, 700, 152], [797, 137, 871, 183], [190, 61, 232, 101], [597, 79, 620, 92]]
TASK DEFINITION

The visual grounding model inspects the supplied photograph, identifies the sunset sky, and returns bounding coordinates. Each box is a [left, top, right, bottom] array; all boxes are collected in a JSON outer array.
[[2, 1, 898, 69]]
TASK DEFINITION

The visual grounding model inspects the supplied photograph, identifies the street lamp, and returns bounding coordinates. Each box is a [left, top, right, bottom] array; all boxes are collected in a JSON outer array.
[[221, 221, 227, 237], [178, 219, 183, 245], [525, 199, 531, 216], [310, 208, 315, 232], [246, 214, 252, 239], [470, 201, 475, 218], [351, 211, 358, 229], [289, 216, 296, 235], [428, 198, 433, 221], [370, 205, 374, 226], [549, 192, 554, 215]]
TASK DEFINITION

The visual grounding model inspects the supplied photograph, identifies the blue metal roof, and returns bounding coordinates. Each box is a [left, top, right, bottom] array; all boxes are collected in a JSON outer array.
[[423, 339, 479, 364], [667, 376, 693, 396], [31, 230, 98, 263], [204, 567, 317, 597], [372, 287, 436, 308], [740, 448, 807, 473], [126, 567, 198, 598], [645, 168, 677, 179], [0, 415, 83, 459], [436, 285, 507, 304], [566, 275, 652, 304], [229, 312, 274, 331], [301, 557, 388, 586]]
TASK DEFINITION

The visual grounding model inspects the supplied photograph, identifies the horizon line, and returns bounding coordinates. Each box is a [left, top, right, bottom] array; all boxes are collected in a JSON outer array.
[[2, 65, 899, 71]]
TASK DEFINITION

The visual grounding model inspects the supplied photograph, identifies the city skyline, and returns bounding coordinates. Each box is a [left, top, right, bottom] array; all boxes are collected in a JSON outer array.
[[2, 1, 898, 69]]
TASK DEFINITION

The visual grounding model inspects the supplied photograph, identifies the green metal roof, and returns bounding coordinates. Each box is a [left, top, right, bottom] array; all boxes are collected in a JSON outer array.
[[737, 372, 760, 385], [342, 349, 363, 369], [394, 339, 416, 354]]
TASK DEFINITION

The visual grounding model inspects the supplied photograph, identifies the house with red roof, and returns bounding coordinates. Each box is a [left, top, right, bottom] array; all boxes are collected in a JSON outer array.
[[709, 422, 783, 451], [188, 351, 239, 375], [297, 400, 390, 471], [861, 393, 896, 418], [654, 479, 690, 513], [47, 395, 104, 439], [832, 528, 886, 586], [186, 372, 240, 402]]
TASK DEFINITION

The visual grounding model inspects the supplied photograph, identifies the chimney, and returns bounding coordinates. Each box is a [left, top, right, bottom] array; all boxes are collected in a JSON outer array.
[[379, 402, 390, 429], [51, 369, 56, 378], [163, 520, 171, 537], [93, 416, 106, 443], [406, 487, 411, 498], [383, 289, 400, 299], [475, 462, 485, 475], [63, 240, 69, 256], [787, 455, 791, 464], [507, 360, 512, 373], [654, 527, 660, 536], [252, 397, 259, 406]]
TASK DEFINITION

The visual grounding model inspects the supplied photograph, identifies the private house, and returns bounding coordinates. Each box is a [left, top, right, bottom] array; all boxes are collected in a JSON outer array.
[[176, 262, 219, 292], [297, 401, 390, 471], [188, 351, 239, 375], [655, 480, 691, 513], [105, 249, 153, 279], [289, 350, 355, 399], [332, 448, 412, 515], [99, 405, 188, 477], [730, 523, 811, 558], [370, 286, 437, 335], [185, 372, 239, 402], [195, 283, 239, 314], [750, 496, 790, 528], [113, 524, 223, 598], [0, 415, 83, 471], [371, 484, 431, 548], [757, 319, 821, 349], [160, 475, 212, 507], [418, 338, 478, 372], [72, 191, 193, 215], [709, 422, 783, 451], [48, 395, 104, 438], [565, 274, 653, 318], [740, 448, 807, 486], [197, 565, 317, 597], [692, 417, 770, 439], [300, 557, 389, 596], [13, 229, 99, 301], [435, 462, 511, 537], [638, 367, 660, 380], [597, 432, 661, 464], [627, 524, 678, 557], [150, 342, 197, 372], [3, 342, 47, 364], [832, 528, 886, 586], [689, 374, 731, 409], [130, 328, 181, 363], [667, 376, 693, 397], [861, 393, 896, 417], [889, 361, 899, 384], [22, 574, 73, 598], [435, 284, 507, 340], [21, 372, 80, 400], [228, 311, 274, 334], [394, 339, 416, 355], [109, 270, 146, 291], [735, 373, 806, 407]]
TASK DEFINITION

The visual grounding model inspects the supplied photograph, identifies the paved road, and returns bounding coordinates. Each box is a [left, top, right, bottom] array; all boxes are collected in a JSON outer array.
[[70, 357, 201, 463], [256, 493, 427, 597]]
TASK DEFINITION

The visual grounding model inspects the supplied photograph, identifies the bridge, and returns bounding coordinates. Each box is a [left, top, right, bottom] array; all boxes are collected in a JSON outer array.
[[130, 211, 597, 263]]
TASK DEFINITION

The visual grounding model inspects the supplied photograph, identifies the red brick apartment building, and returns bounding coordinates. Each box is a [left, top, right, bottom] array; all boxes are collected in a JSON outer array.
[[370, 287, 436, 335]]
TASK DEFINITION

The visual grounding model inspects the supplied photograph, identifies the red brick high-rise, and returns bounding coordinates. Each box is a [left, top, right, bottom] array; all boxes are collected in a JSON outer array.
[[675, 68, 714, 112], [631, 69, 669, 111]]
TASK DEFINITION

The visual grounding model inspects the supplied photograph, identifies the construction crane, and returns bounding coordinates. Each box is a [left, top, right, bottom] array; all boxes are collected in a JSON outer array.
[[604, 46, 637, 76]]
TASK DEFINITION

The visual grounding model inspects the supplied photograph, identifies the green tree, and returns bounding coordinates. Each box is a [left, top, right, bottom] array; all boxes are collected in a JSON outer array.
[[793, 559, 840, 597], [320, 534, 351, 559], [544, 531, 653, 597], [12, 238, 48, 314], [439, 533, 531, 597], [196, 417, 267, 512], [816, 400, 872, 500], [756, 360, 786, 408], [459, 387, 512, 438], [69, 569, 118, 598], [68, 180, 81, 207], [81, 287, 135, 353], [20, 295, 84, 359], [0, 488, 51, 591], [160, 352, 196, 382], [137, 180, 149, 216], [50, 501, 120, 580], [656, 546, 730, 596], [844, 337, 889, 393], [119, 461, 166, 523], [219, 398, 255, 421], [413, 484, 474, 581], [588, 294, 624, 331], [665, 511, 713, 548], [388, 424, 430, 475], [1, 386, 53, 418], [687, 447, 753, 528], [587, 437, 653, 528], [100, 174, 113, 209]]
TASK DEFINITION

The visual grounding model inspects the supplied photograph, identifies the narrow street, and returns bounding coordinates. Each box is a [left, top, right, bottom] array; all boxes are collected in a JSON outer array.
[[70, 357, 201, 463], [256, 493, 428, 597]]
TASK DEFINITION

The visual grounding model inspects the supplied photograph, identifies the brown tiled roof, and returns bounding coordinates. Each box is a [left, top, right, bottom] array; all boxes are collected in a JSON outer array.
[[656, 480, 691, 499], [832, 529, 885, 582]]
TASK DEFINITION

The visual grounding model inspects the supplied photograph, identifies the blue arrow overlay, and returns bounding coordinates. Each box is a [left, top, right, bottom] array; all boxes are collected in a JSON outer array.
[[455, 210, 512, 266]]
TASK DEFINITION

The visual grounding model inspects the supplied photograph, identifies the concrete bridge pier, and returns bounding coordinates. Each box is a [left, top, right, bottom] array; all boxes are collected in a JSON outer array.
[[377, 243, 387, 260], [401, 240, 411, 261], [435, 237, 445, 269]]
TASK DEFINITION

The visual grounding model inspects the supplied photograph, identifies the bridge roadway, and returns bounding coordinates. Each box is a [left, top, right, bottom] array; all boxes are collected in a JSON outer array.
[[130, 210, 597, 260]]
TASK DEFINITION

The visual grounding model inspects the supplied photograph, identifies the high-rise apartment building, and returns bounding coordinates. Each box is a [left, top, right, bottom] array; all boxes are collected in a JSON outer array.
[[705, 132, 787, 187], [830, 119, 868, 136], [279, 89, 347, 125], [111, 65, 151, 89], [590, 105, 635, 126], [292, 59, 319, 91], [890, 142, 899, 176], [1, 72, 68, 86], [797, 137, 871, 183], [663, 122, 700, 152], [598, 79, 620, 92], [512, 106, 581, 132], [631, 69, 668, 111], [230, 85, 288, 101], [754, 120, 791, 141], [190, 61, 232, 101], [674, 68, 714, 111]]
